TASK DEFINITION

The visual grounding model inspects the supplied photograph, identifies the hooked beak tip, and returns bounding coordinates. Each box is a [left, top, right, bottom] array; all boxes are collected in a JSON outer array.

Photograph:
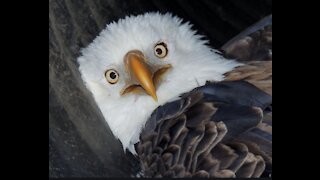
[[125, 50, 158, 102], [151, 93, 158, 102]]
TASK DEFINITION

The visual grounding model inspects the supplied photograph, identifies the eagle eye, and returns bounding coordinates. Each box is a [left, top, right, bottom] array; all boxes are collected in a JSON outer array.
[[105, 69, 119, 84], [154, 42, 168, 58]]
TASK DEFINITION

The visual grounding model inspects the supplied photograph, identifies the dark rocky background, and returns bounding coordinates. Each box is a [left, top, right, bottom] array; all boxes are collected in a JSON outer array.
[[49, 0, 272, 177]]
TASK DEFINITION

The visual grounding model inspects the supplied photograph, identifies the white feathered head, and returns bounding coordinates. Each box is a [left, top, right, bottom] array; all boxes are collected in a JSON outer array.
[[78, 12, 239, 153]]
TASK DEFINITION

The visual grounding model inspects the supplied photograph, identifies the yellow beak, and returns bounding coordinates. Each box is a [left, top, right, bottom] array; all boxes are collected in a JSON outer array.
[[125, 51, 158, 101]]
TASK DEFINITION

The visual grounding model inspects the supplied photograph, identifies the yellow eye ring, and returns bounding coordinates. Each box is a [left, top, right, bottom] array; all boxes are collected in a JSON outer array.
[[105, 69, 119, 84], [154, 42, 168, 58]]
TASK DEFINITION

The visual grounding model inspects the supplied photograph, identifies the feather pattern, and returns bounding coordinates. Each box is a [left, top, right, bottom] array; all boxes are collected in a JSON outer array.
[[221, 15, 272, 62], [136, 80, 272, 178]]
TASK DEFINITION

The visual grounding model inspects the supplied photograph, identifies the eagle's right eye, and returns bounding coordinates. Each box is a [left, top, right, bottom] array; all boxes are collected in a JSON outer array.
[[105, 69, 119, 84], [154, 42, 168, 58]]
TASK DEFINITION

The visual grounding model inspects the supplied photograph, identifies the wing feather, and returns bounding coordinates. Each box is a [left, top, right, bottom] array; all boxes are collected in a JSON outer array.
[[137, 80, 272, 178]]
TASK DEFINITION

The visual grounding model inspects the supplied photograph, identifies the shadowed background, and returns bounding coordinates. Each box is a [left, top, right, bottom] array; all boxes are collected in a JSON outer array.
[[49, 0, 272, 177]]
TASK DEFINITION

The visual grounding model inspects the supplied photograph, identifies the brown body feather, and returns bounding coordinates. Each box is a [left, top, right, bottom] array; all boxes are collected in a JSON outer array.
[[136, 88, 271, 178], [225, 61, 272, 95]]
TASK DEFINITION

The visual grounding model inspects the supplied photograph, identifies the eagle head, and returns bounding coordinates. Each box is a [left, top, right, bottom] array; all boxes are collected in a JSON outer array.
[[77, 12, 240, 154]]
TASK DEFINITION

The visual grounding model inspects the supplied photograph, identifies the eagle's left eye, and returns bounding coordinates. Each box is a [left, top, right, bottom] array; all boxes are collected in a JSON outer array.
[[105, 69, 119, 84], [154, 42, 168, 58]]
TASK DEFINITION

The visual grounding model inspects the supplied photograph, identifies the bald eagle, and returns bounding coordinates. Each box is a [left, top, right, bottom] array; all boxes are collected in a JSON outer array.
[[77, 12, 272, 178]]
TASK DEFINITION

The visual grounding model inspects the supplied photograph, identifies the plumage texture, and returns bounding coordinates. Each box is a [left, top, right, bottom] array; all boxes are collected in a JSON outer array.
[[137, 81, 271, 178], [77, 13, 240, 153], [224, 61, 272, 95], [221, 15, 272, 62]]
